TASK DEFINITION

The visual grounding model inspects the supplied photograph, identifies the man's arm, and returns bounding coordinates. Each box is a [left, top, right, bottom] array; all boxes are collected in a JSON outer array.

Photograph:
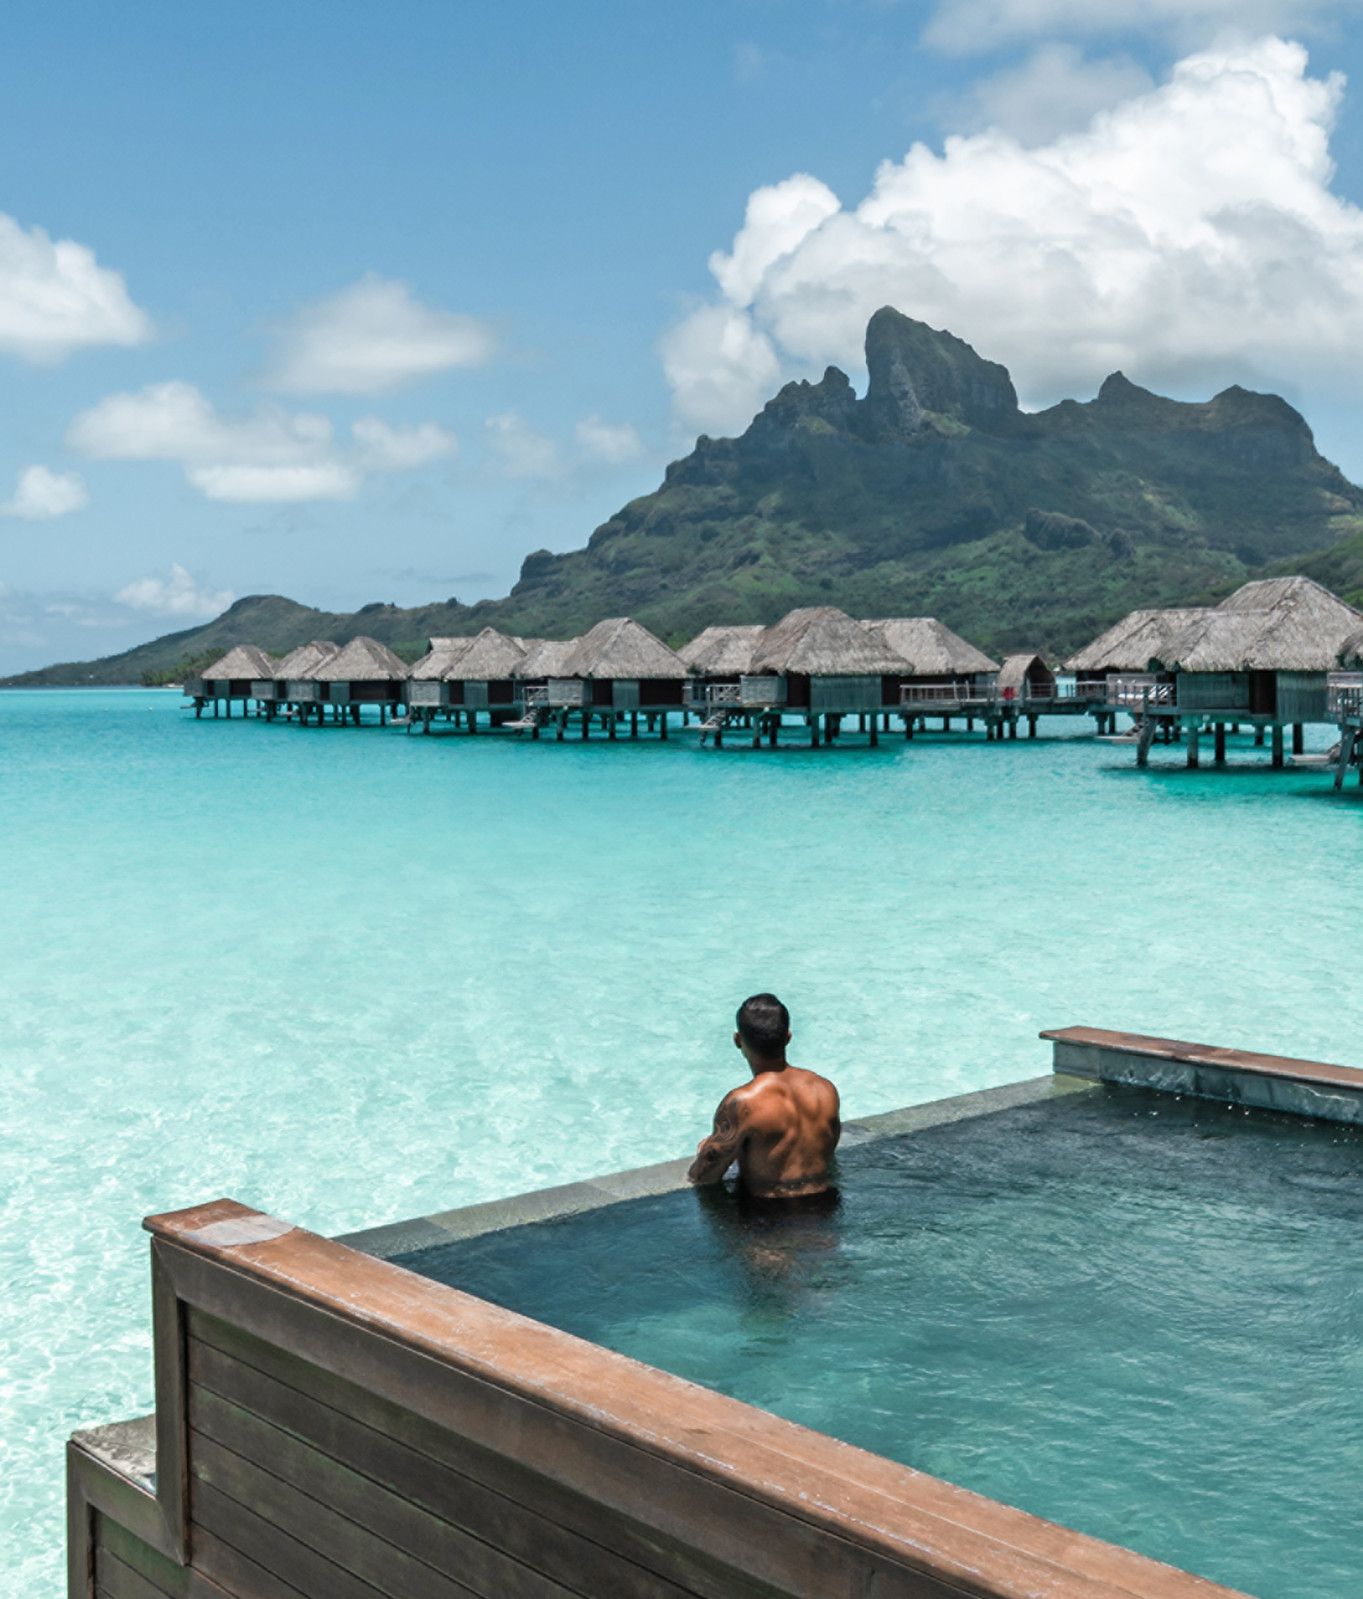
[[687, 1091, 745, 1185]]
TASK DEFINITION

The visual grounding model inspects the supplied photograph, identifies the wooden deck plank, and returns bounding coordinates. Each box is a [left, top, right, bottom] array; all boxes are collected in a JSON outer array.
[[97, 1550, 173, 1599], [192, 1433, 486, 1599], [96, 1518, 186, 1597], [193, 1480, 390, 1599], [190, 1390, 584, 1599], [188, 1333, 701, 1599]]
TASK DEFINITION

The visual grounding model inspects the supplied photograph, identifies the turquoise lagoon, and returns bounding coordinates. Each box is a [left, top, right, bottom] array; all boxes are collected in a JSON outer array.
[[2, 688, 1360, 1594]]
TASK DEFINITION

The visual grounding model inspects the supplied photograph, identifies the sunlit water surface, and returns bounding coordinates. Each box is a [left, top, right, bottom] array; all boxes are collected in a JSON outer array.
[[2, 689, 1359, 1593]]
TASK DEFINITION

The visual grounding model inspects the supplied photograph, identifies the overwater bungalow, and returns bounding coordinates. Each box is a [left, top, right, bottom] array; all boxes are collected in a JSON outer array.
[[442, 627, 532, 730], [740, 606, 910, 746], [865, 617, 998, 704], [272, 640, 340, 719], [187, 644, 277, 718], [405, 636, 474, 719], [309, 635, 409, 724], [1063, 607, 1214, 704], [1334, 629, 1363, 788], [1138, 576, 1363, 767], [547, 618, 688, 738], [996, 652, 1056, 701], [678, 624, 765, 713]]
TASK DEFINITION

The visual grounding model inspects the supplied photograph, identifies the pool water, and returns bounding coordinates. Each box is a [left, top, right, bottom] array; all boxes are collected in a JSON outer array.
[[403, 1087, 1363, 1599], [1, 688, 1359, 1594]]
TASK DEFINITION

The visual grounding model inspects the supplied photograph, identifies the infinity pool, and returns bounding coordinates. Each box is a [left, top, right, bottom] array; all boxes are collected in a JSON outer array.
[[402, 1086, 1363, 1599]]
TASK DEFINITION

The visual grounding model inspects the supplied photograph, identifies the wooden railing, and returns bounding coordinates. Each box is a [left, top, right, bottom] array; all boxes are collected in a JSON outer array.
[[1106, 675, 1175, 709], [1328, 675, 1363, 717]]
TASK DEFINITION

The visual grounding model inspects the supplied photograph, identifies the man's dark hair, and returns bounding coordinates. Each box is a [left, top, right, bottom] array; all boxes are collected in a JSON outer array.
[[736, 993, 790, 1055]]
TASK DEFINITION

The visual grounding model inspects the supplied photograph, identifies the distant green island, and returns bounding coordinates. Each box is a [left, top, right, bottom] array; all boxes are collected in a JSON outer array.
[[8, 306, 1363, 687]]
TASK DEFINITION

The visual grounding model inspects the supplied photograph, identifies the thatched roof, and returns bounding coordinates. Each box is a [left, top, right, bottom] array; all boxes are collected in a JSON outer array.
[[1218, 575, 1345, 615], [312, 635, 409, 682], [1063, 608, 1213, 673], [443, 627, 528, 680], [560, 618, 686, 679], [203, 644, 276, 679], [515, 638, 577, 678], [678, 624, 765, 675], [408, 637, 473, 680], [864, 617, 998, 676], [1339, 628, 1363, 668], [996, 653, 1051, 694], [1155, 578, 1363, 672], [750, 608, 910, 676], [273, 640, 339, 680]]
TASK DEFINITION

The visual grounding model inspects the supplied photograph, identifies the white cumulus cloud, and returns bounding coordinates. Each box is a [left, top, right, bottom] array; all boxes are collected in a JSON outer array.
[[663, 37, 1363, 432], [352, 416, 457, 471], [942, 44, 1154, 142], [67, 381, 449, 502], [485, 412, 560, 478], [0, 214, 151, 364], [925, 0, 1341, 52], [270, 275, 496, 394], [1, 465, 88, 520], [574, 415, 645, 464], [660, 304, 783, 436], [115, 562, 234, 619]]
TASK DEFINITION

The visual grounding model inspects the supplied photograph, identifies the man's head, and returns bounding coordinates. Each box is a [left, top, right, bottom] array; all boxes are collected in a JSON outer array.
[[735, 992, 791, 1068]]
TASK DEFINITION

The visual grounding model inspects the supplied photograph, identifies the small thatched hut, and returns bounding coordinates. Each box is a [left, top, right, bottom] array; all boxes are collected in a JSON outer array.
[[193, 645, 277, 715], [311, 636, 409, 722], [406, 638, 474, 710], [995, 653, 1056, 703], [201, 644, 276, 694], [557, 619, 688, 714], [274, 640, 340, 710], [747, 607, 909, 713], [863, 618, 998, 705], [1063, 608, 1213, 699], [1150, 577, 1363, 722], [513, 638, 580, 709], [442, 628, 530, 712], [678, 624, 765, 710]]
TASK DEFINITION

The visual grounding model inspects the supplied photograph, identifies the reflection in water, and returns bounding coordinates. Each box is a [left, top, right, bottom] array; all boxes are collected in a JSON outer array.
[[692, 1180, 846, 1334]]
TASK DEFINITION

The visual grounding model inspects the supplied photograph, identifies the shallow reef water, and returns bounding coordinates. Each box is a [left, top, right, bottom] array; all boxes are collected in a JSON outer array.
[[2, 689, 1359, 1593]]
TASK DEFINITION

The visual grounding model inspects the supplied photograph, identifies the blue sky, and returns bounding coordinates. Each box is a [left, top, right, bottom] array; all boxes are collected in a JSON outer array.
[[3, 0, 1363, 672]]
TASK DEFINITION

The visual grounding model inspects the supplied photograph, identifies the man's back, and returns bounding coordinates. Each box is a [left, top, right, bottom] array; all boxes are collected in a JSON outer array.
[[728, 1065, 841, 1198]]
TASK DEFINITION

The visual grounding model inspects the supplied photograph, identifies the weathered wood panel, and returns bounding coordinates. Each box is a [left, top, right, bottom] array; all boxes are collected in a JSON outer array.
[[95, 1518, 187, 1598], [193, 1479, 388, 1599], [190, 1395, 578, 1599], [187, 1329, 697, 1599]]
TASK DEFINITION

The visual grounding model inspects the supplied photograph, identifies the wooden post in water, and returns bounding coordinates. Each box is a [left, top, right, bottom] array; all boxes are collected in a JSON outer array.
[[1292, 723, 1304, 755], [1028, 715, 1037, 738], [1186, 726, 1200, 768], [1214, 724, 1227, 765], [1255, 726, 1265, 746], [1271, 724, 1285, 767]]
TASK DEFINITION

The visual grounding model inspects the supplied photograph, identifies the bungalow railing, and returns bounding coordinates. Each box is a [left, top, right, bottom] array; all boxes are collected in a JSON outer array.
[[899, 682, 994, 706], [1106, 675, 1175, 709], [521, 684, 549, 707], [1328, 675, 1363, 717], [704, 682, 743, 706]]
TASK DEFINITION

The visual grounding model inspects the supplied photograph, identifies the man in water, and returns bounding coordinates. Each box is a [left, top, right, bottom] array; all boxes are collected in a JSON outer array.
[[687, 993, 841, 1201]]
